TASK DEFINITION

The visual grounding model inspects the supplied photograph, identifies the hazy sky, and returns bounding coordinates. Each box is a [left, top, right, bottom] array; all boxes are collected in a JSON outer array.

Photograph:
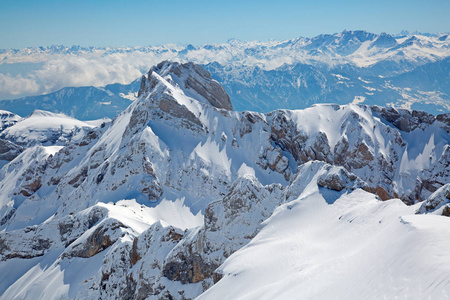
[[1, 0, 449, 48]]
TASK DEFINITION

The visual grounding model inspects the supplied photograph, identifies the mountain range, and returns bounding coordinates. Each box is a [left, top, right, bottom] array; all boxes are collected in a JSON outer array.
[[0, 30, 449, 118], [0, 61, 449, 299]]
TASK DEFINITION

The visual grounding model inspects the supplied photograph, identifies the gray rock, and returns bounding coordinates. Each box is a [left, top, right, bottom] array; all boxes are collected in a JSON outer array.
[[0, 139, 23, 161], [139, 61, 233, 111]]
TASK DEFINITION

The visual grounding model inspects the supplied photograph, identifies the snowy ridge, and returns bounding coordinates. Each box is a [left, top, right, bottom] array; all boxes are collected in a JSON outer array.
[[2, 31, 450, 70], [200, 188, 450, 300], [0, 111, 22, 132], [0, 61, 448, 299], [0, 110, 108, 147]]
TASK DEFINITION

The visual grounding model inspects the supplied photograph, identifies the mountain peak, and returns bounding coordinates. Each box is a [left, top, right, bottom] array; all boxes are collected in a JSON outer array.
[[370, 32, 398, 49], [138, 61, 233, 111]]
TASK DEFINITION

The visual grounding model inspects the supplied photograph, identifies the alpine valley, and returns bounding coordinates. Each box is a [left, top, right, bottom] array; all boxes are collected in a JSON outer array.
[[0, 60, 449, 299]]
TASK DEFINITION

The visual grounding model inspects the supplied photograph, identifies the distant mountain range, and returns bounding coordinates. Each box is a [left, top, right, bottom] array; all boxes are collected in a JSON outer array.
[[0, 30, 449, 119]]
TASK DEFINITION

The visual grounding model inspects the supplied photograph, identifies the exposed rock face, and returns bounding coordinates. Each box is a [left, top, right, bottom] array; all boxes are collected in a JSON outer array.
[[371, 106, 440, 133], [417, 184, 450, 214], [317, 166, 365, 192], [442, 205, 450, 217], [58, 206, 106, 246], [270, 105, 450, 202], [65, 222, 123, 258], [436, 113, 450, 133], [97, 221, 200, 300], [284, 161, 364, 203], [139, 61, 233, 111], [129, 238, 141, 267], [162, 175, 283, 289], [0, 226, 53, 260], [163, 249, 216, 285], [0, 139, 23, 161]]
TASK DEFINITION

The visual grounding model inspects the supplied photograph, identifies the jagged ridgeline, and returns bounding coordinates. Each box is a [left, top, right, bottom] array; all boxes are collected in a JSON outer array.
[[0, 61, 449, 299]]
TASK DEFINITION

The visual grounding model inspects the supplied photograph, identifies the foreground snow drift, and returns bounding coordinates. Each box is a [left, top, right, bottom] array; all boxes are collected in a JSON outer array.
[[199, 188, 450, 299]]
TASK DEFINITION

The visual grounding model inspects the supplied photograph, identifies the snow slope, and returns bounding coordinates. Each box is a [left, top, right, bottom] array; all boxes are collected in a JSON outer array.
[[199, 177, 450, 299]]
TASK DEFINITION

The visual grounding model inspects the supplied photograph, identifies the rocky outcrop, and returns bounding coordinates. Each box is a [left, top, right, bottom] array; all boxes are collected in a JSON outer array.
[[163, 250, 217, 285], [0, 139, 23, 161], [268, 107, 408, 201], [139, 61, 233, 111], [67, 224, 116, 258], [20, 176, 42, 197], [372, 106, 437, 133], [58, 206, 106, 246], [436, 113, 450, 133], [258, 144, 291, 180], [285, 161, 367, 203], [417, 184, 450, 214], [317, 166, 365, 192], [0, 226, 54, 260], [269, 110, 309, 163], [158, 96, 202, 127], [97, 222, 198, 300], [162, 175, 283, 289]]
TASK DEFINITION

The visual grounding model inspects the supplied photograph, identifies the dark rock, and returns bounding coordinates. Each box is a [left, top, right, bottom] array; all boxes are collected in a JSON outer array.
[[163, 253, 217, 284], [442, 206, 450, 217], [130, 238, 141, 267], [69, 167, 88, 188], [0, 139, 23, 161], [371, 106, 436, 132], [20, 176, 42, 197], [66, 222, 124, 258], [317, 167, 364, 192]]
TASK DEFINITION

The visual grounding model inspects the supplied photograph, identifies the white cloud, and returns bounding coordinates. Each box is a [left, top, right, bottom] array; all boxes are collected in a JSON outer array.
[[0, 73, 40, 99], [33, 53, 169, 92], [0, 43, 310, 100], [0, 50, 179, 100]]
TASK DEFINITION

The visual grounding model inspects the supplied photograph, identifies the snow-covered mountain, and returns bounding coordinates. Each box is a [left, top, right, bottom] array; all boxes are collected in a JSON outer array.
[[0, 61, 449, 299], [0, 81, 140, 120], [3, 30, 449, 71], [1, 30, 449, 117], [0, 110, 108, 147], [205, 56, 450, 114]]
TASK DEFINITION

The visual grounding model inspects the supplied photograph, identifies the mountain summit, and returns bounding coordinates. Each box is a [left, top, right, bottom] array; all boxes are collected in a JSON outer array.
[[138, 61, 233, 111]]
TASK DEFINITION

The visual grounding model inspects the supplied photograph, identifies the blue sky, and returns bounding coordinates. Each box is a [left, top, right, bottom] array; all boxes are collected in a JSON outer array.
[[1, 0, 449, 48]]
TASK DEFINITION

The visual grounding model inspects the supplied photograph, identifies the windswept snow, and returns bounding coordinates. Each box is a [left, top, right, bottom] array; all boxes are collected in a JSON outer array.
[[199, 188, 450, 300]]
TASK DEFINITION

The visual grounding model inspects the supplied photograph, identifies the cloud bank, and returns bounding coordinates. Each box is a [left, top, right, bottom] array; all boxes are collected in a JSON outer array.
[[0, 73, 40, 99], [0, 50, 179, 100]]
